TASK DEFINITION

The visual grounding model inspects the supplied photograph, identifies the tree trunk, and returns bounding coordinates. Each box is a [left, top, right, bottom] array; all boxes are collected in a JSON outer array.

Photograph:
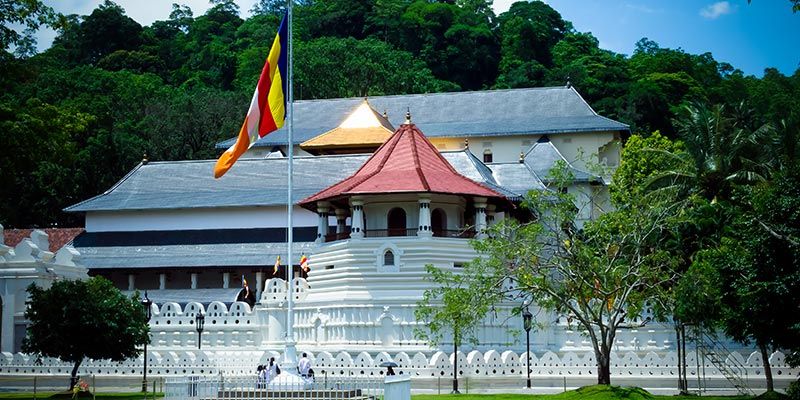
[[452, 338, 460, 394], [681, 324, 688, 392], [759, 342, 774, 392], [70, 358, 82, 390], [676, 325, 684, 393], [596, 352, 611, 385]]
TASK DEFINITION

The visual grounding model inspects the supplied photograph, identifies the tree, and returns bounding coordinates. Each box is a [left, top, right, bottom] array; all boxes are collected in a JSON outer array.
[[647, 103, 772, 201], [461, 163, 681, 385], [399, 0, 498, 90], [23, 277, 150, 390], [609, 131, 684, 206], [0, 0, 62, 51], [696, 165, 800, 392], [496, 1, 568, 70], [415, 264, 500, 393], [290, 37, 458, 99], [55, 0, 144, 65], [0, 99, 94, 227]]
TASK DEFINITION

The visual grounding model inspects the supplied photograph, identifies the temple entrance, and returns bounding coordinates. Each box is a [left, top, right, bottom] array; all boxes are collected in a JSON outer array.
[[387, 208, 406, 236]]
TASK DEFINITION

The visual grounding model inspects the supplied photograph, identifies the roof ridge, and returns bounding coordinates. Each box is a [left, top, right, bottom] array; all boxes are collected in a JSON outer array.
[[408, 126, 431, 191], [461, 149, 500, 185], [292, 86, 573, 104], [569, 85, 599, 116], [64, 162, 144, 212]]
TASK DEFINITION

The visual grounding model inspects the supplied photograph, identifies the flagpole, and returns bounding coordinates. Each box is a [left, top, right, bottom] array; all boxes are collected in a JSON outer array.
[[284, 0, 297, 368]]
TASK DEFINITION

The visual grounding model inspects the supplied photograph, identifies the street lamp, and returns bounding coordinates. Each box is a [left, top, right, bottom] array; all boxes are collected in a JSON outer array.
[[141, 292, 153, 393], [522, 304, 533, 389], [195, 312, 205, 349]]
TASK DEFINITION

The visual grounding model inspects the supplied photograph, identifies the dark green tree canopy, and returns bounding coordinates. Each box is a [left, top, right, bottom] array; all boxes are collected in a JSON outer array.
[[23, 277, 150, 388]]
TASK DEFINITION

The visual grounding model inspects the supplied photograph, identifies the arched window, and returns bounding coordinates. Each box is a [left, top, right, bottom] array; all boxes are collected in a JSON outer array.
[[432, 208, 447, 237], [387, 208, 406, 236], [384, 250, 395, 266], [483, 149, 493, 163]]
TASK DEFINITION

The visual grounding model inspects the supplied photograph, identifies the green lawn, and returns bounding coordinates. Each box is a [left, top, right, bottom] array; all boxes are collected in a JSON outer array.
[[413, 385, 752, 400], [0, 386, 761, 400], [0, 393, 163, 399]]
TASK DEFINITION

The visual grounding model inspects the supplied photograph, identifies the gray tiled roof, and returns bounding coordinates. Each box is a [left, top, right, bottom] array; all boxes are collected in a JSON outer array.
[[523, 138, 598, 183], [66, 151, 550, 212], [77, 242, 315, 269], [441, 151, 536, 200], [66, 155, 370, 212], [488, 163, 548, 195], [216, 87, 629, 149]]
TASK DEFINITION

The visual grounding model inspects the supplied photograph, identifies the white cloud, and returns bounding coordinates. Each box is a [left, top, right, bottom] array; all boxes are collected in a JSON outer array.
[[699, 1, 735, 19]]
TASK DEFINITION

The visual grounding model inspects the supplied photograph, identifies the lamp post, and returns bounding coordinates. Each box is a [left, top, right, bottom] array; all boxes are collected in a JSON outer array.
[[522, 305, 533, 389], [141, 292, 153, 393], [195, 312, 205, 349]]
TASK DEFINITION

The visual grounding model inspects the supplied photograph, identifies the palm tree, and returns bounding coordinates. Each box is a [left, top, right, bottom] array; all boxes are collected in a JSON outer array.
[[646, 103, 773, 202]]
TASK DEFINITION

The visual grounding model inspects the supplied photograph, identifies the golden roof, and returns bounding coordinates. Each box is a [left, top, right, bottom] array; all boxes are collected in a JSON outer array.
[[300, 100, 394, 150]]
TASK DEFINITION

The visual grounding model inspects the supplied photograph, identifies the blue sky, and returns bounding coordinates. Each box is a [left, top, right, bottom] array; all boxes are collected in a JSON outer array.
[[33, 0, 800, 77]]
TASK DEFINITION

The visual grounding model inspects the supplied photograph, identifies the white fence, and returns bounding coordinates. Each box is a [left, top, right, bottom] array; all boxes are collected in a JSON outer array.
[[0, 349, 796, 382]]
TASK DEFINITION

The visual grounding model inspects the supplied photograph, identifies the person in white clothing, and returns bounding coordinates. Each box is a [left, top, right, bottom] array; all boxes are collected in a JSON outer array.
[[298, 353, 312, 378], [265, 357, 279, 383]]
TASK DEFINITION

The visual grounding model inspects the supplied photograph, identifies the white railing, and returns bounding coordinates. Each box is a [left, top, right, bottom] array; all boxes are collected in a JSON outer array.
[[166, 374, 384, 400]]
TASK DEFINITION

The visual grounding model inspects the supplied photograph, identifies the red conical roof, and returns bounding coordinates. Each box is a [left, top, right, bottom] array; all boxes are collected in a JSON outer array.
[[299, 123, 504, 207]]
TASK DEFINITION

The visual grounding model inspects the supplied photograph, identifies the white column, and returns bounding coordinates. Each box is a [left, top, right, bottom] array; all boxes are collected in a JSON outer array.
[[486, 204, 497, 227], [190, 273, 198, 289], [256, 272, 264, 302], [1, 293, 15, 352], [474, 197, 487, 239], [159, 273, 166, 290], [316, 201, 330, 243], [417, 195, 432, 238], [335, 208, 348, 234], [128, 274, 135, 291], [350, 198, 364, 239], [223, 272, 230, 289]]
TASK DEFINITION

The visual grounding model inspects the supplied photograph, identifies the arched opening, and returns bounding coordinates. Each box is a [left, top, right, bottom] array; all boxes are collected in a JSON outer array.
[[387, 208, 406, 236], [384, 250, 395, 266], [432, 208, 447, 237], [483, 149, 493, 163]]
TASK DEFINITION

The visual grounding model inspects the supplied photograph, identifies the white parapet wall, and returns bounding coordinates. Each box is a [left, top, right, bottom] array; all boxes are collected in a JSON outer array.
[[0, 348, 796, 389]]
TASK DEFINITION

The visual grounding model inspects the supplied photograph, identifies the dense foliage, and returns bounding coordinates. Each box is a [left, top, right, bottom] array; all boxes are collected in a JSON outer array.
[[2, 0, 799, 229], [23, 277, 150, 389]]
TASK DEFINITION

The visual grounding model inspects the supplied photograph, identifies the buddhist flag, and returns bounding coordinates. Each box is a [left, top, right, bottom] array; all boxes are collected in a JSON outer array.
[[300, 254, 309, 272], [214, 13, 288, 178], [273, 255, 281, 275]]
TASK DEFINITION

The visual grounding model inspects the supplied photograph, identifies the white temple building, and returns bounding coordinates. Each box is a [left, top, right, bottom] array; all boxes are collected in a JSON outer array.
[[0, 87, 796, 390]]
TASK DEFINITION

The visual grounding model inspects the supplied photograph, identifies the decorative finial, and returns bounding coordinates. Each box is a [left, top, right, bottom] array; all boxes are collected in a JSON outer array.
[[464, 138, 469, 149], [565, 76, 572, 88], [519, 151, 525, 163], [142, 153, 149, 165], [382, 109, 388, 119], [404, 107, 411, 124]]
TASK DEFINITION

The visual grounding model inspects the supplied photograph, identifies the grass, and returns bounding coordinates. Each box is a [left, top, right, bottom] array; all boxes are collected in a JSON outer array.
[[413, 385, 752, 400], [0, 386, 758, 400], [0, 393, 163, 399]]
